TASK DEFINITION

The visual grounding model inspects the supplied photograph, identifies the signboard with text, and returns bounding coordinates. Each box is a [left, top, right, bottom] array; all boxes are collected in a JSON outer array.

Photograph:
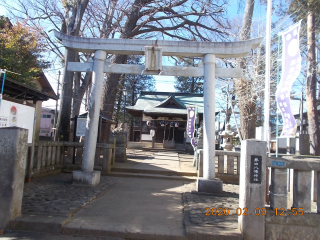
[[76, 117, 87, 137], [250, 155, 262, 184]]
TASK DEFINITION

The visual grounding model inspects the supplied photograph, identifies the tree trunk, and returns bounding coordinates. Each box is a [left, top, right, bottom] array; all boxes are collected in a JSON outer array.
[[55, 0, 89, 142], [100, 55, 128, 143], [235, 0, 256, 140], [69, 72, 92, 141], [306, 11, 320, 155], [55, 49, 76, 141]]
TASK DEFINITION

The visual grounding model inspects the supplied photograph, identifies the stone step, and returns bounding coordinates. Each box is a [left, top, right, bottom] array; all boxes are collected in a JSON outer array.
[[62, 224, 186, 240], [110, 167, 197, 177], [107, 172, 197, 182], [8, 215, 69, 234], [141, 147, 187, 154]]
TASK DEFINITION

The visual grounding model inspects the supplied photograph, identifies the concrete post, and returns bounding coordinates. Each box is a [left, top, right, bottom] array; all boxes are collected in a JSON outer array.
[[73, 50, 106, 186], [0, 127, 28, 229], [33, 101, 42, 142], [270, 168, 288, 209], [197, 54, 222, 193], [289, 138, 295, 154], [293, 170, 312, 212], [238, 139, 267, 240]]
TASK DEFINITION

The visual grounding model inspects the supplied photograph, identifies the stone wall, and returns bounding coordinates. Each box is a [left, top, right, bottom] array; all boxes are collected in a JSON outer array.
[[0, 127, 28, 229], [266, 211, 320, 239]]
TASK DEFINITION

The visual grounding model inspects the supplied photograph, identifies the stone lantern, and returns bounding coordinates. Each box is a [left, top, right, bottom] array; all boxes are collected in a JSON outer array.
[[219, 123, 236, 151]]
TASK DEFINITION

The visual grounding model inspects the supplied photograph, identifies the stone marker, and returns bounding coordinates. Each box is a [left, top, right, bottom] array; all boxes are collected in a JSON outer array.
[[299, 134, 310, 155], [0, 127, 28, 229], [238, 139, 267, 240]]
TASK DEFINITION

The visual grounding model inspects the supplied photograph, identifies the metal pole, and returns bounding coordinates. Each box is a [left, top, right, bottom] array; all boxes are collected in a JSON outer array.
[[54, 71, 61, 140], [0, 69, 6, 109], [300, 92, 303, 134], [0, 69, 6, 95], [276, 35, 281, 157], [73, 115, 78, 164], [264, 0, 272, 155], [123, 94, 126, 124]]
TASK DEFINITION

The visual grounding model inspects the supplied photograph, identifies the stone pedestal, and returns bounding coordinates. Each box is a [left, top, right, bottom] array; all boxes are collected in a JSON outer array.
[[197, 178, 223, 193], [293, 170, 312, 212], [72, 170, 101, 186], [270, 168, 288, 209], [238, 139, 267, 240], [110, 134, 127, 163], [163, 140, 175, 149], [299, 134, 310, 155], [0, 127, 28, 229]]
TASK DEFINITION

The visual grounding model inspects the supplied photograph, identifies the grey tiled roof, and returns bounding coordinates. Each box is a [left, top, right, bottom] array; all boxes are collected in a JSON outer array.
[[126, 92, 204, 115]]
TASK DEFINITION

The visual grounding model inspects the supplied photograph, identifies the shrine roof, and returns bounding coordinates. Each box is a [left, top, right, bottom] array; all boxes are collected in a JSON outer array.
[[126, 92, 203, 117]]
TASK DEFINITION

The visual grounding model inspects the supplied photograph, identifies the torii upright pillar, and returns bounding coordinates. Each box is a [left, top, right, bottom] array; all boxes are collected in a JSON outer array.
[[197, 54, 223, 193], [73, 50, 106, 186]]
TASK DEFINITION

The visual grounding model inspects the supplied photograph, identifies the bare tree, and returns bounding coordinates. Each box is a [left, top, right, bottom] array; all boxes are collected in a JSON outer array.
[[306, 11, 320, 155], [3, 0, 231, 143], [234, 0, 257, 139], [98, 0, 231, 142], [2, 0, 90, 141]]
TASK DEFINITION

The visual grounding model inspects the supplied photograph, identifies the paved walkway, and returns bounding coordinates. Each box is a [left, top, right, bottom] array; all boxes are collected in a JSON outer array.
[[4, 150, 241, 240], [118, 150, 196, 173]]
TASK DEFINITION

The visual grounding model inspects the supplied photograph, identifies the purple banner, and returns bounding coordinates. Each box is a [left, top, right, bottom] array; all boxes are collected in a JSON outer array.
[[276, 22, 301, 137], [187, 106, 197, 148]]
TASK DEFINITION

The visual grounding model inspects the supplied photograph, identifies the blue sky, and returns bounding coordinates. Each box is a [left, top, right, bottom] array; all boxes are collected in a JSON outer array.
[[1, 1, 294, 116]]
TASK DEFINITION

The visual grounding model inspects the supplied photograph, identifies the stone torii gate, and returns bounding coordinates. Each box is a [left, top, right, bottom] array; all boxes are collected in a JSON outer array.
[[54, 30, 262, 192]]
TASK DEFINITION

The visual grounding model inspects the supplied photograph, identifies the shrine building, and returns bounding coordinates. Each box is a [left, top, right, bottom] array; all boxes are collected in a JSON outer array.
[[126, 91, 203, 147]]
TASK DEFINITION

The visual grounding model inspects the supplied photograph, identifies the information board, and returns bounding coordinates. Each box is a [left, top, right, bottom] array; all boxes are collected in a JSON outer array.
[[76, 117, 87, 136]]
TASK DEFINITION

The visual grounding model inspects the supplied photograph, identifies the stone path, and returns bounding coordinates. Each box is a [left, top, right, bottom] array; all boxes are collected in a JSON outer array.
[[8, 149, 242, 239], [183, 182, 239, 227], [22, 174, 118, 217]]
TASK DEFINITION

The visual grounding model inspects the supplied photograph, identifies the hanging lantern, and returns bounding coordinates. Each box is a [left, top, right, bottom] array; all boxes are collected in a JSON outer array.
[[175, 122, 179, 127], [160, 121, 165, 127], [147, 121, 151, 127], [170, 122, 174, 127]]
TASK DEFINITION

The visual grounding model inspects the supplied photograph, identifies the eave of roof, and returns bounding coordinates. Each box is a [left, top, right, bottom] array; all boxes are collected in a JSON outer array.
[[1, 77, 58, 101]]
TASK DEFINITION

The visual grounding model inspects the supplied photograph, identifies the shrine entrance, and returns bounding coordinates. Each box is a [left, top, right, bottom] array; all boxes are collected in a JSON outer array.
[[54, 30, 262, 192]]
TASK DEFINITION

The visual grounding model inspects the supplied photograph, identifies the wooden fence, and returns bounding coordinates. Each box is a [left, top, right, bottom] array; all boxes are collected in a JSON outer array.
[[25, 141, 115, 180]]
